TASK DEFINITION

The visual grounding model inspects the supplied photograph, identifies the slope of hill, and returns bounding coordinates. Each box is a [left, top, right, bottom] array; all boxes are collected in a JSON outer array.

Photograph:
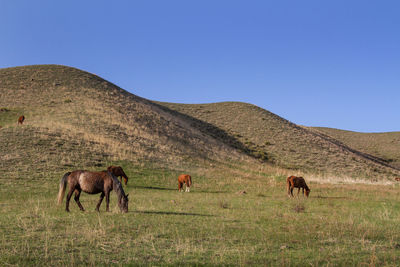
[[0, 64, 399, 182], [159, 102, 400, 179], [0, 65, 255, 183], [309, 127, 400, 169]]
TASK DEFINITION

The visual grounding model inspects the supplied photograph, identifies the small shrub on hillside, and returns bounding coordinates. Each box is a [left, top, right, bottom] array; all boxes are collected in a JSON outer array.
[[254, 150, 268, 161]]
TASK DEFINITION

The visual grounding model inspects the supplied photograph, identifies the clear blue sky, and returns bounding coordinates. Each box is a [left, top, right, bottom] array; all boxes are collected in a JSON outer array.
[[1, 1, 399, 132]]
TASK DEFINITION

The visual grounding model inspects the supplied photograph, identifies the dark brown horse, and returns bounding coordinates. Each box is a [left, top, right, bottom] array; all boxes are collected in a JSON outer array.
[[287, 176, 310, 197], [107, 166, 129, 185], [178, 174, 192, 192], [57, 170, 129, 212], [18, 115, 25, 125]]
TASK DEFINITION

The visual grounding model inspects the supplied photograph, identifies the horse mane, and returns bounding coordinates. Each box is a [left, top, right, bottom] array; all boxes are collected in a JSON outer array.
[[110, 172, 127, 200]]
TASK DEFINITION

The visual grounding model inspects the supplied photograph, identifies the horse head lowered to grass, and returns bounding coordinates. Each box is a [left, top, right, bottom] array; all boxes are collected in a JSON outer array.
[[57, 170, 129, 212]]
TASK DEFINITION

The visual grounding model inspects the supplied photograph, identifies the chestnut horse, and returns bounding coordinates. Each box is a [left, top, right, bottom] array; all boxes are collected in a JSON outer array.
[[18, 115, 25, 125], [107, 166, 129, 185], [395, 177, 400, 182], [57, 170, 129, 212], [178, 174, 192, 192], [287, 176, 310, 197]]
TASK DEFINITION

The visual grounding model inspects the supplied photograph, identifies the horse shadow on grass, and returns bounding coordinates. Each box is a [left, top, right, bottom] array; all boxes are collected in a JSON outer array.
[[134, 186, 226, 194], [314, 195, 352, 200], [132, 210, 214, 217], [134, 185, 176, 191], [195, 190, 227, 194]]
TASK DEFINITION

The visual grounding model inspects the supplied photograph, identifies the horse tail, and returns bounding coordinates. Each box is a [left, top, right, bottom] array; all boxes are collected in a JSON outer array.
[[286, 177, 291, 195], [121, 169, 129, 183], [57, 172, 71, 205]]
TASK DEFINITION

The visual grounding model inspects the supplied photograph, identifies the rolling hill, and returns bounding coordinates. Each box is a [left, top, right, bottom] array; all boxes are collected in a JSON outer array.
[[0, 65, 254, 183], [1, 64, 399, 182], [159, 102, 400, 180], [309, 127, 400, 169]]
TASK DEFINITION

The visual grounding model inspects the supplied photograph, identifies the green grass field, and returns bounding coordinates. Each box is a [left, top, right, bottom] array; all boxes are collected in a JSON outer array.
[[1, 164, 399, 266]]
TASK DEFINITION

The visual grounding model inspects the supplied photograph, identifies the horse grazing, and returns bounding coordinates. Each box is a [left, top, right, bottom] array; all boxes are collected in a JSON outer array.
[[18, 115, 25, 125], [57, 170, 129, 212], [287, 176, 310, 198], [178, 174, 192, 192], [107, 166, 129, 185]]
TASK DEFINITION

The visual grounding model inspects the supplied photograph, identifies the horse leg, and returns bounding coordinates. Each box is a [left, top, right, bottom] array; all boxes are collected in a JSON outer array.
[[290, 187, 294, 197], [74, 189, 85, 211], [178, 182, 183, 192], [96, 192, 105, 212], [185, 182, 190, 192], [65, 187, 75, 212], [297, 188, 300, 197], [105, 190, 110, 212]]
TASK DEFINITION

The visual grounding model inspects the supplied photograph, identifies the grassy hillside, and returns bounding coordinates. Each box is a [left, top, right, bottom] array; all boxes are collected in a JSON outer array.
[[0, 65, 256, 175], [159, 102, 400, 180], [310, 127, 400, 169], [1, 65, 399, 181]]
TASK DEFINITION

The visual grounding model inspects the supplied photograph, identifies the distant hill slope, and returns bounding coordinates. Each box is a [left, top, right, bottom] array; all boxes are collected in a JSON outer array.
[[0, 65, 251, 181], [159, 102, 400, 179], [309, 127, 400, 169], [0, 65, 399, 182]]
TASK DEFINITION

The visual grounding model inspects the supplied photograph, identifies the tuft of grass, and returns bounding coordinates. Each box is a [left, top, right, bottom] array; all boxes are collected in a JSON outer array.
[[219, 201, 230, 209], [292, 201, 306, 213]]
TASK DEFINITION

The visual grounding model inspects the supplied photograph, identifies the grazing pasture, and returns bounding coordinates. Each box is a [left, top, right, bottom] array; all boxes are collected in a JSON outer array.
[[1, 165, 399, 266]]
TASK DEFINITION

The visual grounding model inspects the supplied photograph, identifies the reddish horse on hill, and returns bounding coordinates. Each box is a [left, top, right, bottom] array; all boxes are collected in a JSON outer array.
[[107, 165, 129, 185], [57, 170, 129, 212], [287, 176, 310, 198], [18, 115, 25, 125], [178, 174, 192, 192]]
